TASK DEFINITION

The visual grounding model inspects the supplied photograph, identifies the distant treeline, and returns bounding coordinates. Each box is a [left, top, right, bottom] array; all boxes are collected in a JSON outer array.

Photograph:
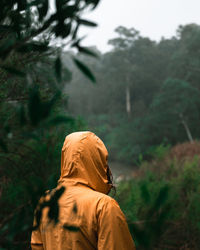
[[65, 23, 200, 164]]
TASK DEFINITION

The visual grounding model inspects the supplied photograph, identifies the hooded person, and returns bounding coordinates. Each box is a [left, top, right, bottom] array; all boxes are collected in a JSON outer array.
[[31, 131, 136, 250]]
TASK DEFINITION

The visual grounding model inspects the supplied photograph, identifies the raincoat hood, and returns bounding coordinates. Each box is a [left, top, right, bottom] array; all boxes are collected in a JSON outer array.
[[58, 131, 112, 194]]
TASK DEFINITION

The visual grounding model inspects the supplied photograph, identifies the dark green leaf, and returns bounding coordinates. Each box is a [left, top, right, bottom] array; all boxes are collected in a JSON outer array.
[[1, 66, 26, 77], [17, 0, 27, 11], [56, 0, 62, 10], [72, 23, 79, 40], [71, 36, 86, 48], [62, 23, 72, 38], [18, 42, 49, 53], [33, 207, 43, 230], [84, 0, 100, 9], [59, 5, 78, 18], [77, 46, 98, 58], [54, 22, 71, 38], [38, 0, 49, 21], [78, 19, 97, 27], [63, 224, 79, 232], [48, 186, 65, 224], [73, 58, 96, 83]]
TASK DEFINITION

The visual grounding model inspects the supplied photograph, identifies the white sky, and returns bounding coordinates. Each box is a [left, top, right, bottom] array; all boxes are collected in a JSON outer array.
[[79, 0, 200, 52]]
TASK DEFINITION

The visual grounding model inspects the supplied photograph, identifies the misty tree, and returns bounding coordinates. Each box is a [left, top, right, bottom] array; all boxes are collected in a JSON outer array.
[[170, 23, 200, 88], [108, 26, 140, 117], [150, 78, 200, 143]]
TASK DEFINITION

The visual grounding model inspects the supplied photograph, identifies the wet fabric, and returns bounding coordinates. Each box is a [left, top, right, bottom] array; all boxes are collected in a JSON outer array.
[[31, 131, 136, 250]]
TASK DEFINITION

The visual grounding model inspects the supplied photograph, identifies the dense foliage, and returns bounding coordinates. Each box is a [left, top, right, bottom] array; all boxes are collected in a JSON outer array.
[[115, 142, 200, 249], [66, 24, 200, 163]]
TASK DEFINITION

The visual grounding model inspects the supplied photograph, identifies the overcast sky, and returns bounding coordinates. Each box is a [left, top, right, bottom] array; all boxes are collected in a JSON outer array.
[[79, 0, 200, 52]]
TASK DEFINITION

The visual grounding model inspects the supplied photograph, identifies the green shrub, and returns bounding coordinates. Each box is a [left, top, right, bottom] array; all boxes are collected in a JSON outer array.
[[115, 154, 200, 249]]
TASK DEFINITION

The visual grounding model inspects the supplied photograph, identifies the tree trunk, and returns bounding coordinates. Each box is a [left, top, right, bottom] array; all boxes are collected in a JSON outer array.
[[126, 85, 131, 117], [179, 113, 194, 143]]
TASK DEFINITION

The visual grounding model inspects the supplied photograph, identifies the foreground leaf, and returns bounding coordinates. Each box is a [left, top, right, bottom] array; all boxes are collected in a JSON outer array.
[[73, 58, 96, 83]]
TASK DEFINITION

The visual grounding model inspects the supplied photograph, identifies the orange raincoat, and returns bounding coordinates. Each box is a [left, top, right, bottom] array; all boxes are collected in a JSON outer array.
[[31, 131, 135, 250]]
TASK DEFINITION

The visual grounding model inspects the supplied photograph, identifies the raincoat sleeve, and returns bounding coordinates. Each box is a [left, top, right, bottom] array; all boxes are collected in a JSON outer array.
[[31, 216, 44, 250], [31, 228, 44, 250], [97, 198, 136, 250]]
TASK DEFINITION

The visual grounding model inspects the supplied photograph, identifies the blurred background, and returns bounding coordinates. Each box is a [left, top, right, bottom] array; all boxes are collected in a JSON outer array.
[[1, 0, 200, 249]]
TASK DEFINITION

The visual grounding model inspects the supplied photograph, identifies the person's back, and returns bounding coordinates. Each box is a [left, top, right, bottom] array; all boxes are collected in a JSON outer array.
[[31, 131, 136, 250]]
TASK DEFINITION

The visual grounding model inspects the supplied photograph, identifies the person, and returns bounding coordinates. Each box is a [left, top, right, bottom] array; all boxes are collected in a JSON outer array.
[[31, 131, 136, 250]]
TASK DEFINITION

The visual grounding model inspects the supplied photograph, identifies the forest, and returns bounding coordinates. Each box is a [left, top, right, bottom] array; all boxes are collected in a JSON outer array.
[[1, 0, 200, 249], [66, 24, 200, 164]]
